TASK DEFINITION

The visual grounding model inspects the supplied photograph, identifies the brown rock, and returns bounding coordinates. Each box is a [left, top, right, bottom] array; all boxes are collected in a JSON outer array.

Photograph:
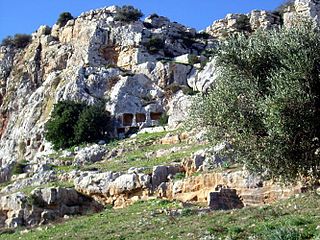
[[208, 188, 244, 210]]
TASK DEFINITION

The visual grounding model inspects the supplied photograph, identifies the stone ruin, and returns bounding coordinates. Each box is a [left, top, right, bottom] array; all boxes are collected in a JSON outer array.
[[115, 111, 163, 138]]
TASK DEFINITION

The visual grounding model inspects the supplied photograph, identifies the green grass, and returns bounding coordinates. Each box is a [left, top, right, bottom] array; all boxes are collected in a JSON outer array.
[[51, 131, 179, 174], [82, 144, 206, 173], [1, 193, 319, 239], [72, 130, 208, 173]]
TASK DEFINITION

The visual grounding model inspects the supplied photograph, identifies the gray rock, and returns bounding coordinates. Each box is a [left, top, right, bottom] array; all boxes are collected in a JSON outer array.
[[74, 171, 151, 206], [74, 144, 106, 166], [187, 58, 218, 93], [0, 187, 101, 228], [1, 171, 57, 194], [152, 165, 182, 189], [167, 91, 193, 129], [98, 140, 106, 145]]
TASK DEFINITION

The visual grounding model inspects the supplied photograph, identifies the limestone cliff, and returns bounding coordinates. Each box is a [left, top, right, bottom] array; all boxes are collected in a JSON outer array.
[[0, 0, 318, 182]]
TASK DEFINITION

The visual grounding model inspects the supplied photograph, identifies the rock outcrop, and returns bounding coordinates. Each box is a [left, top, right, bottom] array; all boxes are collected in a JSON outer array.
[[0, 6, 213, 176], [1, 0, 319, 178], [0, 187, 101, 228], [0, 0, 319, 230]]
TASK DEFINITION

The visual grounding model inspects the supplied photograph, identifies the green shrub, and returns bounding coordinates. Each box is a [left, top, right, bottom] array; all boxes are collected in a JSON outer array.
[[191, 21, 320, 182], [181, 86, 198, 96], [173, 172, 186, 181], [12, 160, 28, 175], [56, 12, 74, 27], [236, 15, 251, 32], [159, 113, 169, 126], [165, 83, 181, 94], [114, 5, 143, 23], [188, 54, 200, 65], [144, 37, 164, 54], [1, 34, 32, 49], [44, 100, 111, 150]]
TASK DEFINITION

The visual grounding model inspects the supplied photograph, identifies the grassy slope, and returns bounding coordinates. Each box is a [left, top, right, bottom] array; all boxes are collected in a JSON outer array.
[[56, 131, 208, 174], [1, 131, 319, 239], [1, 193, 319, 240]]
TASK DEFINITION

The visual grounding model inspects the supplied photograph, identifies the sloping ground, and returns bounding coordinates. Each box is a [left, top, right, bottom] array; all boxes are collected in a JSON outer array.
[[0, 129, 308, 230], [1, 192, 319, 240]]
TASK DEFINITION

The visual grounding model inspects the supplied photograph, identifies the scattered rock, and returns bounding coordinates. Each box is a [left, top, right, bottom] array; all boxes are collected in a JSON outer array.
[[73, 144, 106, 166], [1, 171, 57, 194], [0, 187, 102, 228]]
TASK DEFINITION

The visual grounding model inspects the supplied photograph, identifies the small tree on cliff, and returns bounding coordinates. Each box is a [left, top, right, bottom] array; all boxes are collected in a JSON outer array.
[[114, 5, 143, 23], [45, 100, 111, 150], [56, 12, 74, 27], [1, 34, 32, 48]]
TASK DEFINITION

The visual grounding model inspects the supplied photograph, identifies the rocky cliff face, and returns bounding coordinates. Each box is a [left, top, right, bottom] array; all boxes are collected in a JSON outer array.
[[0, 6, 211, 177], [0, 0, 319, 181]]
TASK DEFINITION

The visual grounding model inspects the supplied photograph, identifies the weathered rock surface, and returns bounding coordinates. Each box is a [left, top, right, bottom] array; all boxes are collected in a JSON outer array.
[[74, 144, 106, 166], [0, 0, 319, 179], [187, 58, 218, 93], [1, 171, 57, 194], [164, 170, 302, 207], [0, 0, 318, 230], [167, 91, 193, 128], [183, 142, 232, 176], [0, 6, 209, 177], [74, 171, 151, 208], [0, 187, 101, 228]]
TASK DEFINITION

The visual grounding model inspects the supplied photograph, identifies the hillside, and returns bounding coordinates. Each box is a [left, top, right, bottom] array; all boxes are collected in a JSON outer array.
[[0, 0, 319, 239]]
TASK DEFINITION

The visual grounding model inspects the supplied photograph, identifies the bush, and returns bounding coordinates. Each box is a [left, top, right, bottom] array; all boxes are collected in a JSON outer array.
[[191, 21, 320, 181], [1, 34, 32, 49], [56, 12, 74, 27], [114, 5, 143, 23], [44, 100, 111, 150], [144, 37, 164, 54], [236, 15, 251, 32], [159, 113, 169, 126], [12, 160, 28, 175]]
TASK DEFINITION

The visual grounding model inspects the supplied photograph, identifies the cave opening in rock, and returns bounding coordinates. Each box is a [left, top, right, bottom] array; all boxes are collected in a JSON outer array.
[[122, 113, 134, 126], [135, 113, 146, 123]]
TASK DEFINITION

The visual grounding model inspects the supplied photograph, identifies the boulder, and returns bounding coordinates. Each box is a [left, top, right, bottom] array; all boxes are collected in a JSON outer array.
[[74, 144, 106, 166], [208, 188, 244, 210], [167, 91, 193, 129], [0, 187, 101, 228], [74, 171, 151, 207], [152, 165, 182, 189], [183, 143, 233, 176], [187, 58, 218, 93], [1, 171, 57, 194]]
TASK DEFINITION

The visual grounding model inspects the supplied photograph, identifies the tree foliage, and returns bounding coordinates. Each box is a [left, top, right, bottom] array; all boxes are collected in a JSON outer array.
[[114, 5, 143, 23], [1, 34, 32, 48], [191, 22, 320, 181], [44, 101, 111, 150], [56, 12, 74, 27]]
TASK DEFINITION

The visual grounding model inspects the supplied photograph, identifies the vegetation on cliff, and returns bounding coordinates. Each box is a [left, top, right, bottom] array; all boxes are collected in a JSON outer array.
[[1, 34, 31, 48], [114, 5, 144, 22], [44, 101, 111, 150], [56, 12, 74, 27]]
